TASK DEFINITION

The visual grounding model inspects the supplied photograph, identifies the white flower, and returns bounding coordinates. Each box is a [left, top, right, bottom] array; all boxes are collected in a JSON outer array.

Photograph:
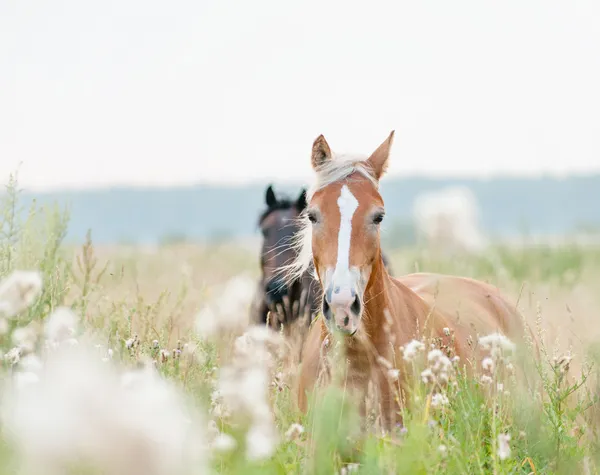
[[497, 433, 511, 460], [44, 307, 78, 343], [246, 422, 277, 461], [421, 368, 435, 384], [0, 270, 43, 318], [285, 423, 305, 441], [12, 327, 37, 354], [443, 327, 450, 336], [387, 369, 400, 381], [4, 347, 21, 365], [212, 433, 237, 453], [431, 393, 449, 408], [195, 275, 255, 339], [402, 339, 425, 361], [479, 333, 516, 357], [482, 357, 494, 373]]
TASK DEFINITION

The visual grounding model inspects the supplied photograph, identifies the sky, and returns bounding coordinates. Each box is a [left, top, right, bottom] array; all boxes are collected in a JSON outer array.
[[1, 0, 599, 191]]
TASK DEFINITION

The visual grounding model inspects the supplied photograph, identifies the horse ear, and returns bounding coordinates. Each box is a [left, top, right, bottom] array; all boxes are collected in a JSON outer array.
[[265, 184, 277, 208], [296, 188, 308, 211], [311, 135, 332, 170], [366, 130, 395, 180]]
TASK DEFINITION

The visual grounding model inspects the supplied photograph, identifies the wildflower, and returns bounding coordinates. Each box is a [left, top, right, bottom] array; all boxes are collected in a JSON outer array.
[[480, 375, 493, 385], [421, 348, 454, 385], [271, 372, 286, 392], [497, 433, 511, 460], [421, 368, 435, 384], [482, 357, 494, 373], [479, 333, 515, 359], [160, 349, 171, 362], [438, 444, 448, 457], [212, 433, 237, 453], [152, 339, 159, 349], [2, 338, 207, 475], [285, 423, 305, 441], [553, 353, 572, 375], [4, 347, 21, 365], [44, 307, 77, 343], [195, 274, 255, 339], [12, 326, 37, 354], [387, 369, 400, 381], [443, 327, 450, 336], [246, 422, 277, 461], [0, 270, 43, 318], [431, 393, 449, 408], [125, 334, 139, 349], [402, 339, 425, 362], [340, 464, 359, 474]]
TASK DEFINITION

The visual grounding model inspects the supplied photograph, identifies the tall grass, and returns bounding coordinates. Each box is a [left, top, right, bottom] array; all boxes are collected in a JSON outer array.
[[0, 173, 599, 474]]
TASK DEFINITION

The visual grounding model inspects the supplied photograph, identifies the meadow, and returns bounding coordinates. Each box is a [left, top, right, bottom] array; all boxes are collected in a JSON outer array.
[[1, 174, 600, 475]]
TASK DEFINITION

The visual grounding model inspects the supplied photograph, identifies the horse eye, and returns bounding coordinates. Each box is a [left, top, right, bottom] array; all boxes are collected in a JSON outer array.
[[307, 211, 318, 224], [373, 213, 384, 225]]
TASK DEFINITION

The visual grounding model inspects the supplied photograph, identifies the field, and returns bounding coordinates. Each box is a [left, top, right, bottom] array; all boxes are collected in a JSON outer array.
[[2, 177, 600, 475]]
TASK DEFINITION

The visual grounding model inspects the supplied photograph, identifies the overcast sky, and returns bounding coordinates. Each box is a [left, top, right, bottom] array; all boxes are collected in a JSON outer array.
[[1, 0, 599, 191]]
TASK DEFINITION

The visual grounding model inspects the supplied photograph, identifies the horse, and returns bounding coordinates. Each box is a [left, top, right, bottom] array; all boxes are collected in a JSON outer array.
[[250, 184, 394, 332], [293, 131, 535, 431], [250, 184, 320, 331]]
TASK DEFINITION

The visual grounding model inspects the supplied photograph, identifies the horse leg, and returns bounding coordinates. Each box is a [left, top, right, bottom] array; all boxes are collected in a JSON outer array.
[[376, 368, 401, 433], [297, 323, 327, 413]]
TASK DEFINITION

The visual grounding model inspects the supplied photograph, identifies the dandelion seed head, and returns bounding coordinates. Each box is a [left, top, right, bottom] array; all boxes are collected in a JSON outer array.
[[0, 270, 43, 319], [431, 393, 449, 408], [44, 307, 78, 343], [482, 357, 494, 373], [402, 339, 425, 361], [246, 422, 277, 461], [212, 433, 237, 453]]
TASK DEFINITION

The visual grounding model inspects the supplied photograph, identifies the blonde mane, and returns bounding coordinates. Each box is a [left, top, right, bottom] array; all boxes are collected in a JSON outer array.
[[283, 153, 379, 285]]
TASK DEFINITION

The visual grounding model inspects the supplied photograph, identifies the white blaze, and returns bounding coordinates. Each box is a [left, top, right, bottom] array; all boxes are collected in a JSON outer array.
[[332, 185, 359, 287]]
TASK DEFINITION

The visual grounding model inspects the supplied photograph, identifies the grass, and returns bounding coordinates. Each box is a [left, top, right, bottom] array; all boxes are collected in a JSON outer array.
[[1, 172, 600, 474]]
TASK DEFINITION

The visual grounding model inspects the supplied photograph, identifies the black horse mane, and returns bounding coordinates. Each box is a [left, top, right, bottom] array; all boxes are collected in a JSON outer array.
[[257, 196, 297, 226]]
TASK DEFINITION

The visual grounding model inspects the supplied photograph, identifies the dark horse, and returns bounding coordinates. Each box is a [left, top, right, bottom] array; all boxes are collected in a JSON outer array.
[[251, 184, 394, 330]]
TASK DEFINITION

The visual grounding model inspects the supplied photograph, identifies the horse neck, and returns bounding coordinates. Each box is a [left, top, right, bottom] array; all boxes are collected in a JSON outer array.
[[362, 254, 430, 344], [361, 253, 396, 337]]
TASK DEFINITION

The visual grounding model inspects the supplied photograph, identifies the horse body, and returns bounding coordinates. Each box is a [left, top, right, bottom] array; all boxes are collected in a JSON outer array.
[[295, 131, 532, 430]]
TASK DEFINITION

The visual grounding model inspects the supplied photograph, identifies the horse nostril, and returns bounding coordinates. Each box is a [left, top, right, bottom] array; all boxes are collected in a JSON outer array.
[[351, 295, 361, 315]]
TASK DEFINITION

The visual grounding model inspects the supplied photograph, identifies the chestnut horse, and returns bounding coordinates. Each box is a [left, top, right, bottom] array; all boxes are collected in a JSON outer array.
[[294, 131, 533, 430]]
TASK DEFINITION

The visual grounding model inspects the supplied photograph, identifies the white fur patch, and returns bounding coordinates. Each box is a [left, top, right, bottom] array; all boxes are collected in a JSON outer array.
[[332, 185, 359, 286]]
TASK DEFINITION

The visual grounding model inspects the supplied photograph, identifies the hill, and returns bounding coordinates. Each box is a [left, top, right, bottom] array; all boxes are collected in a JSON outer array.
[[12, 175, 600, 245]]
